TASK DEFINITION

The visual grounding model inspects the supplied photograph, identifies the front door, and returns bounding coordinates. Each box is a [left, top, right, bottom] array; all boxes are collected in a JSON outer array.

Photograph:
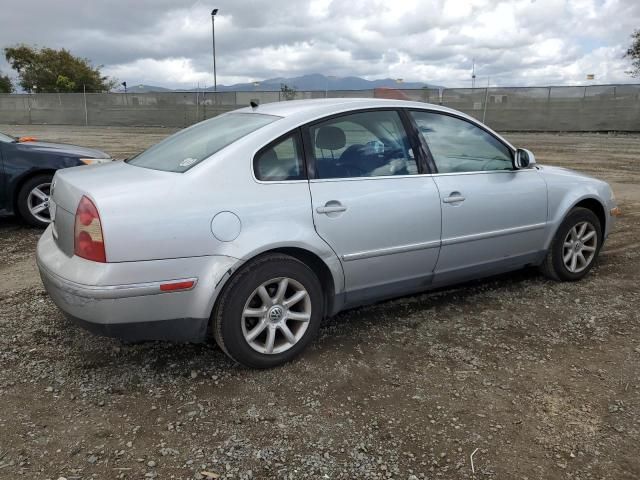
[[409, 110, 548, 284], [306, 109, 442, 306]]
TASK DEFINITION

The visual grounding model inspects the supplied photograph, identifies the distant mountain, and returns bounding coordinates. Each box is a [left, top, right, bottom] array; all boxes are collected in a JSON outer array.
[[117, 74, 440, 93], [210, 74, 438, 92]]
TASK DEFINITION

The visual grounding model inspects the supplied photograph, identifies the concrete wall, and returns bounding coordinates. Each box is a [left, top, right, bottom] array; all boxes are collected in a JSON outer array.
[[435, 85, 640, 132], [0, 92, 236, 128], [1, 84, 639, 131]]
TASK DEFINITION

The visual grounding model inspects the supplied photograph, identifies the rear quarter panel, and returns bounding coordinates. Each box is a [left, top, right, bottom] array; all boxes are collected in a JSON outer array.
[[88, 130, 345, 296]]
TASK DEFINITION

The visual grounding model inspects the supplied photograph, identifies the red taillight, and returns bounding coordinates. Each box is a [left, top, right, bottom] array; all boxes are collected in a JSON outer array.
[[74, 196, 106, 263]]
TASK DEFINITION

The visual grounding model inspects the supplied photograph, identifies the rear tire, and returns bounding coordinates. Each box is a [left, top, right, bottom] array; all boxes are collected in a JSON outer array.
[[16, 174, 53, 228], [212, 254, 324, 368], [539, 207, 602, 281]]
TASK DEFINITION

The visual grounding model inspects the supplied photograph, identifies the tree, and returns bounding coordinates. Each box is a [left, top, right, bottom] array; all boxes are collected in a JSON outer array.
[[55, 74, 76, 92], [280, 83, 297, 101], [625, 29, 640, 78], [0, 73, 12, 93], [4, 45, 117, 93]]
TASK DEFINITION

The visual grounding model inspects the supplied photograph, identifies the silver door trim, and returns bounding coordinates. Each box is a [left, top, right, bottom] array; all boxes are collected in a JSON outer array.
[[441, 222, 547, 247], [309, 174, 421, 183], [430, 168, 538, 178], [307, 168, 537, 183], [342, 239, 441, 262]]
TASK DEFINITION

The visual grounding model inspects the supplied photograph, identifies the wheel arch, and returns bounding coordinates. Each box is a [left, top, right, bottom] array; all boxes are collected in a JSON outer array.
[[539, 197, 605, 281], [12, 169, 56, 218], [271, 246, 336, 317], [211, 246, 338, 323], [545, 193, 608, 251], [572, 197, 606, 233]]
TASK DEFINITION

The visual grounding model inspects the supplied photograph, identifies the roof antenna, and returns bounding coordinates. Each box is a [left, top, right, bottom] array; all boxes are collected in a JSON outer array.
[[250, 100, 259, 109]]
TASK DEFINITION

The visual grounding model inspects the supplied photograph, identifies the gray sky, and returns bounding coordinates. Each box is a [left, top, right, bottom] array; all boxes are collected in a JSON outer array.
[[0, 0, 638, 88]]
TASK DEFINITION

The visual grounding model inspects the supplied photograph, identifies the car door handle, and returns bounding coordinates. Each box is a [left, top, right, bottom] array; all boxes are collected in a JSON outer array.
[[316, 203, 347, 214], [443, 193, 466, 204]]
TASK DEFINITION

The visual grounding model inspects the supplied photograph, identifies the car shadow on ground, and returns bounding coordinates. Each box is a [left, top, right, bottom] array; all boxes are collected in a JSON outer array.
[[0, 214, 30, 231], [45, 266, 546, 382]]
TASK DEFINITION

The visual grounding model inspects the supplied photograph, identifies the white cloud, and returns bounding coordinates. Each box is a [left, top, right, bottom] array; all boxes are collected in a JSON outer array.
[[1, 0, 639, 88]]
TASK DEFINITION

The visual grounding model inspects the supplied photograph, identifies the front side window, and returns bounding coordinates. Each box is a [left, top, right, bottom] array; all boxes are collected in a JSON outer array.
[[410, 111, 513, 173], [309, 110, 418, 179], [127, 113, 280, 172], [254, 133, 305, 181]]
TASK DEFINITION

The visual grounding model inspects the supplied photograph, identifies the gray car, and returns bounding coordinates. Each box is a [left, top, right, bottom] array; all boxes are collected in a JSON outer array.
[[37, 99, 620, 368]]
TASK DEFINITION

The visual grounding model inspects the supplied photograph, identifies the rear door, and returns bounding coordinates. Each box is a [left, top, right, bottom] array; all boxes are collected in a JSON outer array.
[[305, 109, 442, 305], [409, 110, 548, 284]]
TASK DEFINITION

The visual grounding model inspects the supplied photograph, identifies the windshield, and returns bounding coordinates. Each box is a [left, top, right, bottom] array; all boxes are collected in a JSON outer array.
[[127, 112, 280, 172], [0, 132, 16, 143]]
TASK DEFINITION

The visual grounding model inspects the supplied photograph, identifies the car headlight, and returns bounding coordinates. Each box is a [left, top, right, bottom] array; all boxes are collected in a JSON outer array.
[[79, 158, 112, 165]]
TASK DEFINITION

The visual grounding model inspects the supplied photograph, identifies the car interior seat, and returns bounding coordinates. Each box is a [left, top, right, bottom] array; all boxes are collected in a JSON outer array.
[[314, 126, 349, 178]]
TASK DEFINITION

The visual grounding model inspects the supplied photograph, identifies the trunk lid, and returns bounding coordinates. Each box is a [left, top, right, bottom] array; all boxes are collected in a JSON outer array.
[[50, 161, 178, 258]]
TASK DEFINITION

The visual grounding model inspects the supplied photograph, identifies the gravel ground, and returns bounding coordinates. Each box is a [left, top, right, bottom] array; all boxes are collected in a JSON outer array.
[[0, 126, 639, 480]]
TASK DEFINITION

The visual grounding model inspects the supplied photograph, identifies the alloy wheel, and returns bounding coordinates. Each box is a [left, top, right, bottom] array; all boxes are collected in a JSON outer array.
[[27, 182, 51, 224], [562, 221, 597, 273], [241, 277, 312, 355]]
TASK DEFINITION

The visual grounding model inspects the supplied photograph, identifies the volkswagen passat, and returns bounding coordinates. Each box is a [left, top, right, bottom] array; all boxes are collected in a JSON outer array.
[[37, 99, 620, 368]]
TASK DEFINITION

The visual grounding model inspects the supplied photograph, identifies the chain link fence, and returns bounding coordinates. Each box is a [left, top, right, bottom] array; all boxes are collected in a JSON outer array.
[[436, 85, 640, 131], [1, 84, 639, 131]]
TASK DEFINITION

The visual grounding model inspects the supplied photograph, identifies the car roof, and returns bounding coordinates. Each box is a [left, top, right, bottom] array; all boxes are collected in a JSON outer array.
[[231, 98, 516, 152], [233, 98, 461, 119]]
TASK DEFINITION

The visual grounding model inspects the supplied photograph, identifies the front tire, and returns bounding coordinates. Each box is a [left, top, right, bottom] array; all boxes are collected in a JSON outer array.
[[212, 254, 324, 368], [540, 207, 602, 281], [16, 174, 53, 228]]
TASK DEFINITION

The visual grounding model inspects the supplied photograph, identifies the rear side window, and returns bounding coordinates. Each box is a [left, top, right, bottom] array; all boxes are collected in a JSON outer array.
[[127, 113, 280, 172], [254, 133, 305, 181], [309, 110, 418, 179]]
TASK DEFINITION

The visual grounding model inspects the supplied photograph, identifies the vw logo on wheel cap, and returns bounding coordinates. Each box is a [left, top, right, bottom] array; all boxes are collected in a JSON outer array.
[[268, 306, 284, 323]]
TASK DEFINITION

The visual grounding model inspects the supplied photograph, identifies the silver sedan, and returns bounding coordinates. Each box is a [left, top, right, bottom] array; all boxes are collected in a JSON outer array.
[[37, 99, 620, 368]]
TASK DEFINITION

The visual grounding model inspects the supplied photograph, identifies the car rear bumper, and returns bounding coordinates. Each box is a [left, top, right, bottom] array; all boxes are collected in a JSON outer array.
[[62, 312, 209, 343], [36, 227, 241, 342]]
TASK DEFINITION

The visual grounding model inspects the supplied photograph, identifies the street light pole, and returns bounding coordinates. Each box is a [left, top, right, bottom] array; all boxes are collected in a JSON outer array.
[[211, 9, 218, 92]]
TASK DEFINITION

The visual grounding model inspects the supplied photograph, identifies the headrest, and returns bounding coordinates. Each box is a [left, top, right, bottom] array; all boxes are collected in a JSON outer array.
[[315, 126, 346, 150]]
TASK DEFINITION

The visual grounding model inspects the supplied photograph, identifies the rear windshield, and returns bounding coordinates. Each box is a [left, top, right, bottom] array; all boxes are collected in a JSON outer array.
[[127, 113, 280, 172], [0, 132, 16, 143]]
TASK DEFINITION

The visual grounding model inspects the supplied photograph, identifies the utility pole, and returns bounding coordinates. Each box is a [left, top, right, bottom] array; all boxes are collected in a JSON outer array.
[[83, 84, 88, 126], [121, 81, 128, 106], [211, 9, 219, 92], [482, 76, 490, 123], [471, 59, 476, 89]]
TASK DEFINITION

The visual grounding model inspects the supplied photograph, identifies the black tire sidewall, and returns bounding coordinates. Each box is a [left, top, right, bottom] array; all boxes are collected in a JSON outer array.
[[551, 208, 602, 281], [17, 174, 53, 228], [216, 256, 323, 368]]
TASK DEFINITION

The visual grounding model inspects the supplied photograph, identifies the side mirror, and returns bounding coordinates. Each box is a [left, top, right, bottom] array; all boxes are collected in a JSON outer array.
[[515, 148, 536, 169]]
